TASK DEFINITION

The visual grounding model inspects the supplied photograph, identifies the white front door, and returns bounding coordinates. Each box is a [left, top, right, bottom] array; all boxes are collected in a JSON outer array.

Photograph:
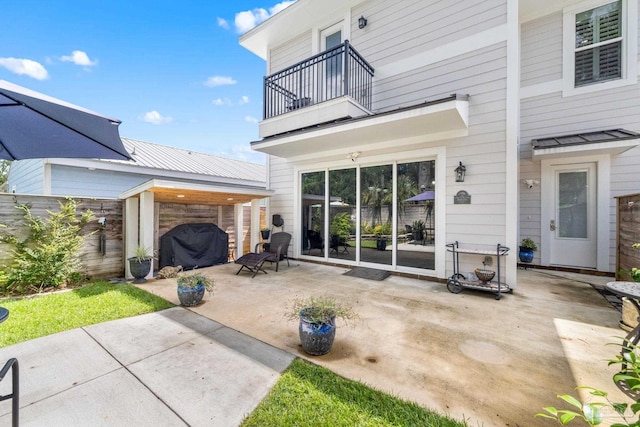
[[548, 162, 597, 268]]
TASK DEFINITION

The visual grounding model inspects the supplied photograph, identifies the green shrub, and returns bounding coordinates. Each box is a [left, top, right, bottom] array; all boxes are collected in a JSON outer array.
[[0, 198, 95, 294], [330, 212, 352, 240]]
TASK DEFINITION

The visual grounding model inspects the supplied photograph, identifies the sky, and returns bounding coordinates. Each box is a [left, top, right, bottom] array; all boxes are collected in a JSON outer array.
[[1, 0, 297, 164]]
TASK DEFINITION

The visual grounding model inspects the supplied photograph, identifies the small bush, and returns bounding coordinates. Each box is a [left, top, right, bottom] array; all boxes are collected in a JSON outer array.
[[0, 198, 95, 294]]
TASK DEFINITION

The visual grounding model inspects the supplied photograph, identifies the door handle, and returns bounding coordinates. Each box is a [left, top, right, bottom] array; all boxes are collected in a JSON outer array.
[[550, 220, 556, 231]]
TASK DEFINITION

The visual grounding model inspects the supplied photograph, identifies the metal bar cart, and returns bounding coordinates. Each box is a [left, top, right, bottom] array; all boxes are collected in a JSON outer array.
[[446, 241, 510, 300]]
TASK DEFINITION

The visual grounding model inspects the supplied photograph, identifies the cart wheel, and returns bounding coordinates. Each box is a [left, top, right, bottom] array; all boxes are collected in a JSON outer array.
[[453, 273, 466, 280], [447, 279, 462, 294], [495, 294, 501, 300]]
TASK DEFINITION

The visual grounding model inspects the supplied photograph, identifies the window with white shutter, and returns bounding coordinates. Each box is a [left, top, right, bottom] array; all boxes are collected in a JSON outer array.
[[562, 0, 637, 96], [574, 1, 622, 86]]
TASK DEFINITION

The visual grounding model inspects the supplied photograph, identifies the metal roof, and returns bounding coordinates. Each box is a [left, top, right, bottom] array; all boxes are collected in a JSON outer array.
[[109, 137, 265, 184], [532, 129, 640, 149]]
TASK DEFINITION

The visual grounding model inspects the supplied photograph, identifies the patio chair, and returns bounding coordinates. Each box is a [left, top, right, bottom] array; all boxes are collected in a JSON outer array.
[[258, 232, 291, 271], [235, 232, 291, 277], [330, 234, 349, 255], [306, 230, 324, 255]]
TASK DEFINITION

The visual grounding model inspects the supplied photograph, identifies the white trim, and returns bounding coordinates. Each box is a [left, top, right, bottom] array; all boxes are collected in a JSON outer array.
[[139, 191, 155, 280], [561, 0, 637, 97], [47, 158, 264, 189], [118, 178, 274, 200], [521, 58, 640, 99], [520, 79, 563, 98], [375, 24, 509, 80], [42, 162, 51, 196], [505, 0, 520, 288], [540, 153, 610, 271]]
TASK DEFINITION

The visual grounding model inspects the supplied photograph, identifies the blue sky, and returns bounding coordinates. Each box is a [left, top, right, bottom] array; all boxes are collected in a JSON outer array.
[[1, 1, 296, 164]]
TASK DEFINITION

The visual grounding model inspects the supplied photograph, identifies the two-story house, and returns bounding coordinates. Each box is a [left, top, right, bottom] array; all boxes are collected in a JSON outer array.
[[240, 0, 640, 287]]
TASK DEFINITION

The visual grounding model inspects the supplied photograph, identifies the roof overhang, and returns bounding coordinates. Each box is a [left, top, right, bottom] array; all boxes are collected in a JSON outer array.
[[532, 129, 640, 160], [119, 179, 273, 206], [251, 95, 469, 161], [239, 0, 363, 60]]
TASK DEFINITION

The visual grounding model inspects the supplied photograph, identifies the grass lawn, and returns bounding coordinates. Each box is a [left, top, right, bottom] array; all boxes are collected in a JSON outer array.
[[242, 359, 467, 427], [0, 281, 174, 348]]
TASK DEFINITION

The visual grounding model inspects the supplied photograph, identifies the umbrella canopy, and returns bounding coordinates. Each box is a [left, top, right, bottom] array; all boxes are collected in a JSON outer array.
[[0, 80, 132, 161], [405, 190, 435, 202]]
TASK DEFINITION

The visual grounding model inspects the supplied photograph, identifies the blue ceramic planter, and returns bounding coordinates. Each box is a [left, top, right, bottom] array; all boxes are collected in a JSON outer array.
[[299, 309, 336, 356], [177, 283, 205, 307], [518, 246, 534, 263]]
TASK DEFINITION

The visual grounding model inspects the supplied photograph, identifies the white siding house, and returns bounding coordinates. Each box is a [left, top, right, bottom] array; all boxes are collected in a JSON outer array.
[[241, 0, 640, 285], [520, 0, 640, 273], [241, 0, 520, 288]]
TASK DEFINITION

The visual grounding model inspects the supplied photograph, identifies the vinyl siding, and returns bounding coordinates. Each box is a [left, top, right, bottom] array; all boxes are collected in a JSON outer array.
[[7, 159, 44, 194], [520, 7, 640, 271], [520, 12, 562, 87], [351, 0, 507, 68], [50, 166, 150, 199], [261, 0, 511, 279], [269, 30, 312, 75]]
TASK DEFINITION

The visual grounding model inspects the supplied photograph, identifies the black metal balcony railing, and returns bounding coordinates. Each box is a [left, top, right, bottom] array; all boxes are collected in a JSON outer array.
[[263, 40, 374, 120]]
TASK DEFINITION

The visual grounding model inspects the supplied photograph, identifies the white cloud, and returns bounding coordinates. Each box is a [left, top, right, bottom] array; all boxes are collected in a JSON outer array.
[[270, 0, 296, 15], [234, 1, 296, 33], [217, 17, 229, 29], [0, 57, 48, 80], [142, 110, 173, 125], [238, 95, 250, 105], [60, 50, 97, 67], [244, 115, 258, 123], [204, 75, 237, 87], [212, 98, 231, 106]]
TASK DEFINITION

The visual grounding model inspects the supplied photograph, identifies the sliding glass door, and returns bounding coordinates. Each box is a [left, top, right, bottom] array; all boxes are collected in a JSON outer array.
[[300, 159, 436, 271]]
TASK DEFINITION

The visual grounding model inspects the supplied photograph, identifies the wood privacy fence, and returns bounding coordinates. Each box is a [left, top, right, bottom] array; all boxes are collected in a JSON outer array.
[[0, 193, 263, 280], [616, 193, 640, 280], [0, 194, 123, 279]]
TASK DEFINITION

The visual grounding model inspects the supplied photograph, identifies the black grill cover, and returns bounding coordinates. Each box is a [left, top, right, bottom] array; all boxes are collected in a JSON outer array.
[[159, 223, 228, 270]]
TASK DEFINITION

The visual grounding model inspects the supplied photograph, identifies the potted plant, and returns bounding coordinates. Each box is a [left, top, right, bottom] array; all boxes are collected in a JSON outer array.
[[261, 228, 271, 240], [287, 296, 357, 356], [374, 223, 391, 251], [518, 237, 537, 263], [176, 271, 214, 307], [128, 245, 154, 283], [412, 219, 425, 242]]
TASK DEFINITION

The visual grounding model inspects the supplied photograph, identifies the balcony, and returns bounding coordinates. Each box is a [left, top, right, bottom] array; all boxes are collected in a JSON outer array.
[[260, 40, 374, 138]]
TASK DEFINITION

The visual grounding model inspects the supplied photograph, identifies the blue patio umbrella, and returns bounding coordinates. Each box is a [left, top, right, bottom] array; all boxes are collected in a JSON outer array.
[[405, 190, 435, 202], [0, 80, 132, 161]]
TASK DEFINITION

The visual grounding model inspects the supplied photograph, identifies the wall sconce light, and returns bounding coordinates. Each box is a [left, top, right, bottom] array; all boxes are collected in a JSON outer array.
[[454, 161, 466, 182], [348, 151, 360, 162], [522, 179, 540, 189], [358, 16, 368, 29]]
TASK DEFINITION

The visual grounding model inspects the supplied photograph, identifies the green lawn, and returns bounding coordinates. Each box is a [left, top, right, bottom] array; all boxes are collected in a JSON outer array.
[[0, 281, 174, 348], [242, 359, 467, 427]]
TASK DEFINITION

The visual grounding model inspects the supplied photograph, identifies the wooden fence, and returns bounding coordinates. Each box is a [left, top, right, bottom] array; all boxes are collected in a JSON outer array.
[[0, 193, 123, 279], [616, 193, 640, 280], [0, 193, 264, 280]]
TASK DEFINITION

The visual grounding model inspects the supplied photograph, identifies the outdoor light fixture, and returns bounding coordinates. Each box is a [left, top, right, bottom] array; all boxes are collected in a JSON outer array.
[[454, 161, 466, 182], [348, 151, 360, 162], [358, 16, 368, 29]]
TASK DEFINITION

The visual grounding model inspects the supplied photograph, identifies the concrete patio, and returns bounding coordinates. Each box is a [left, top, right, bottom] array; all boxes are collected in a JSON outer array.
[[138, 261, 625, 426], [0, 260, 628, 426]]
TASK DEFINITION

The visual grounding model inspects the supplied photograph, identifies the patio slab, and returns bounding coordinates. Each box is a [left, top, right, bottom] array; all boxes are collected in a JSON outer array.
[[140, 261, 625, 426], [0, 307, 294, 426]]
